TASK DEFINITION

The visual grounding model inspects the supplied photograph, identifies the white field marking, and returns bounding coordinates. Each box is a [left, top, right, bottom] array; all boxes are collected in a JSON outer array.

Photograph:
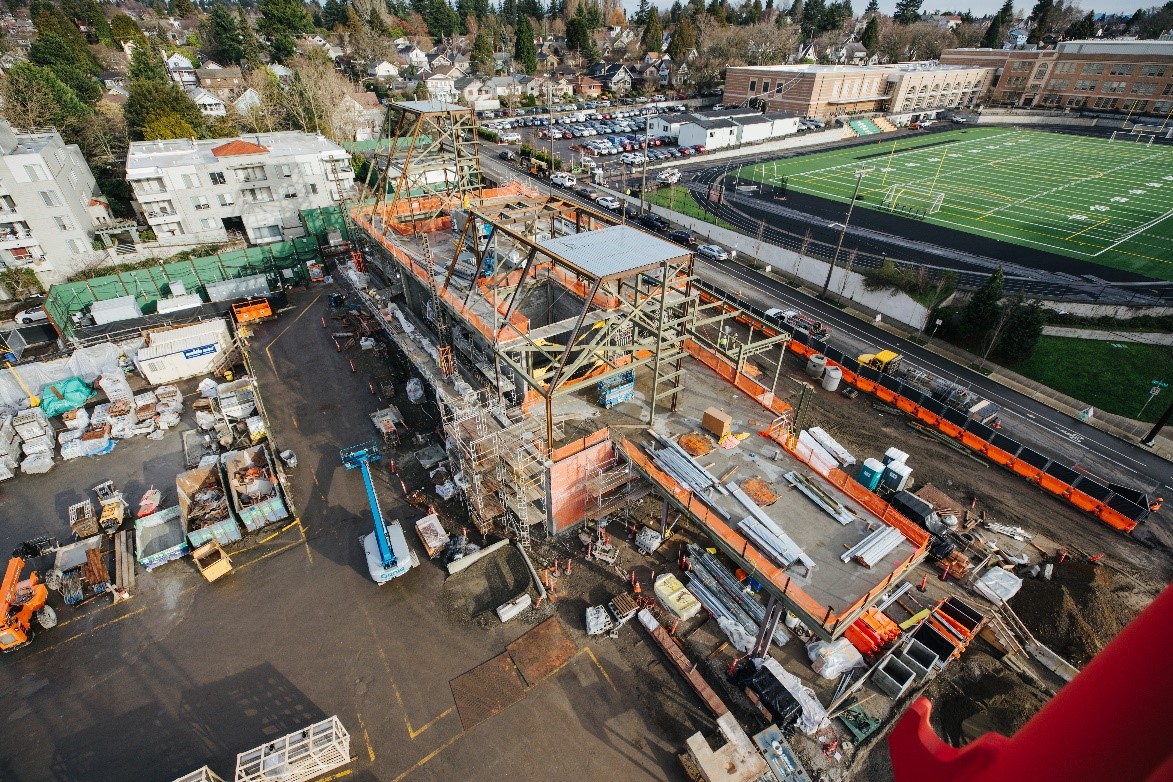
[[1091, 206, 1173, 257]]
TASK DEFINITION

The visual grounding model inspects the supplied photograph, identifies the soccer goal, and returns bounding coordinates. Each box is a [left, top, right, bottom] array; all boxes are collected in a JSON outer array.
[[881, 183, 944, 215]]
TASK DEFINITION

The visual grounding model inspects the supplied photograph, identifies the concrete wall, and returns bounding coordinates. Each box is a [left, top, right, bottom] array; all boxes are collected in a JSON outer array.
[[546, 429, 614, 533], [638, 197, 933, 329], [1039, 301, 1173, 318], [974, 111, 1100, 127]]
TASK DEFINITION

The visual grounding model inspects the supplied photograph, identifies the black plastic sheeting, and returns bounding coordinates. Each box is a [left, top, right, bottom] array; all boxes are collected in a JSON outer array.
[[1075, 477, 1112, 501], [1045, 462, 1081, 485], [731, 661, 802, 730], [858, 365, 882, 383], [841, 356, 861, 374], [1108, 483, 1149, 506], [943, 408, 969, 428], [1107, 494, 1150, 521], [879, 375, 903, 393], [990, 433, 1022, 455], [965, 420, 995, 442], [823, 346, 844, 364], [921, 397, 947, 417], [1017, 447, 1051, 469]]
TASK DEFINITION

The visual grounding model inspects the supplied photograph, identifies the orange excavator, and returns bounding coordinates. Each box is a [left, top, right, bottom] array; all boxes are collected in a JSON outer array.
[[1, 540, 58, 653]]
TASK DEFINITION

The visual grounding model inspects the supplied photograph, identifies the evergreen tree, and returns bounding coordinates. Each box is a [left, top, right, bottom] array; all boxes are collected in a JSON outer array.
[[667, 15, 695, 59], [633, 0, 651, 24], [29, 32, 101, 102], [799, 0, 823, 35], [964, 266, 1004, 338], [62, 0, 113, 46], [670, 1, 683, 22], [982, 0, 1013, 46], [893, 0, 922, 24], [111, 13, 145, 44], [471, 28, 495, 73], [641, 9, 662, 51], [996, 301, 1046, 362], [143, 113, 199, 140], [860, 13, 879, 49], [238, 7, 263, 68], [515, 14, 537, 72], [31, 1, 96, 68], [205, 2, 244, 63], [864, 0, 877, 13], [171, 0, 197, 17], [2, 62, 91, 132], [369, 6, 389, 33], [787, 0, 802, 20], [323, 0, 346, 28], [129, 39, 170, 83], [501, 0, 516, 24], [125, 80, 204, 139], [1065, 9, 1095, 38], [566, 15, 590, 51], [258, 0, 313, 59]]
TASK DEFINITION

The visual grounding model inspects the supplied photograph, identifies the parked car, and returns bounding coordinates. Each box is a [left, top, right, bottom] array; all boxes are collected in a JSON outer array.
[[696, 244, 729, 261], [667, 229, 695, 247], [498, 150, 516, 161], [13, 304, 47, 324], [596, 195, 622, 210], [574, 186, 599, 200], [637, 213, 670, 232], [551, 172, 576, 187]]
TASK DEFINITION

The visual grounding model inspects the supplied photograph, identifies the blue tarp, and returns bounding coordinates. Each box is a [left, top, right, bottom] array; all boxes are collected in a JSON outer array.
[[40, 377, 95, 418]]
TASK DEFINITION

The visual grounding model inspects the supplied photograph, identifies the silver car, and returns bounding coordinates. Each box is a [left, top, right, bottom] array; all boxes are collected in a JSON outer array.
[[696, 244, 729, 261]]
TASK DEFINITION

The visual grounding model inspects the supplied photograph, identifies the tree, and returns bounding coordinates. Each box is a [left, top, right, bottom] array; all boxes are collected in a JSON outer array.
[[125, 80, 204, 139], [1065, 9, 1095, 38], [864, 0, 878, 14], [981, 0, 1013, 47], [861, 13, 879, 49], [515, 15, 537, 73], [323, 0, 346, 28], [111, 14, 145, 44], [204, 2, 244, 64], [1027, 0, 1051, 42], [129, 39, 170, 84], [29, 32, 101, 103], [964, 266, 1004, 339], [0, 62, 91, 134], [143, 113, 199, 140], [238, 7, 264, 68], [62, 0, 113, 46], [633, 0, 651, 24], [471, 29, 495, 73], [996, 301, 1046, 362], [258, 0, 313, 60], [369, 6, 390, 34], [893, 0, 923, 24], [667, 15, 696, 59], [171, 0, 197, 17], [566, 15, 590, 51], [787, 0, 803, 20], [641, 9, 663, 51]]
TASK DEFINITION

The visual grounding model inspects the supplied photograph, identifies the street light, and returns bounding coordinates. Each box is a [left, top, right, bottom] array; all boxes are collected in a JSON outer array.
[[820, 168, 872, 300]]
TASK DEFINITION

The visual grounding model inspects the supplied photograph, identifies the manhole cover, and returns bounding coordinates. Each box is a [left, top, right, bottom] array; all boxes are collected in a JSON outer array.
[[507, 617, 578, 687], [450, 653, 526, 731]]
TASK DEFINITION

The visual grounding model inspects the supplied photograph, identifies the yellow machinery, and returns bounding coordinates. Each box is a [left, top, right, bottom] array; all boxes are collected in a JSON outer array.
[[0, 542, 58, 653], [857, 349, 903, 374]]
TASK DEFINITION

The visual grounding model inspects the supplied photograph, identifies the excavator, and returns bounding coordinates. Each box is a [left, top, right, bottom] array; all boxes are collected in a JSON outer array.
[[1, 539, 58, 653]]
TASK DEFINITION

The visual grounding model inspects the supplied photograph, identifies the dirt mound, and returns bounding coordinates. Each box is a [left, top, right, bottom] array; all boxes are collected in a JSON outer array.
[[440, 544, 537, 628], [1010, 560, 1139, 668], [925, 653, 1049, 747]]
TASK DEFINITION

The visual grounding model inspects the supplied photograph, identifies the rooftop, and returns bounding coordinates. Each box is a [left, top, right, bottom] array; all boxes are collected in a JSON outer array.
[[392, 99, 469, 114], [537, 224, 687, 279], [1056, 38, 1173, 55], [126, 132, 346, 172]]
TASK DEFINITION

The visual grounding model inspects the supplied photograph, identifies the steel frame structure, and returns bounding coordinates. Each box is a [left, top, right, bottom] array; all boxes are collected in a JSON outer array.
[[370, 101, 483, 232]]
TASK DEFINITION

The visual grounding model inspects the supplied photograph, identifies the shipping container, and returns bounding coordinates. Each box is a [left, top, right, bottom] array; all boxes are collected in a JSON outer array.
[[135, 319, 232, 385]]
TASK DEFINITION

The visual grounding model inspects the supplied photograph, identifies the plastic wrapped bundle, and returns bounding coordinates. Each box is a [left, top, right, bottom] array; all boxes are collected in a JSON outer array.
[[60, 439, 86, 460], [21, 452, 54, 474]]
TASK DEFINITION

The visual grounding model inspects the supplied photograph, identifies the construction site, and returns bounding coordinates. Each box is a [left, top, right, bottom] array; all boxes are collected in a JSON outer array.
[[323, 100, 1172, 780], [0, 99, 1169, 782]]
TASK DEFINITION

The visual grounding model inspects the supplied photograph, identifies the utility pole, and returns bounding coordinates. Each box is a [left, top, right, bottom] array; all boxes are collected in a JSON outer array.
[[1141, 399, 1172, 447], [640, 113, 650, 213], [820, 168, 872, 299]]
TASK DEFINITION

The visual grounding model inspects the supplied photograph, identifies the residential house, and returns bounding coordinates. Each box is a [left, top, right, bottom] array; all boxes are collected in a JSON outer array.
[[493, 52, 513, 74], [488, 75, 521, 103], [595, 63, 633, 94], [99, 70, 126, 89], [368, 60, 400, 80], [573, 75, 602, 97], [267, 63, 294, 81], [166, 52, 196, 86], [0, 121, 115, 284], [337, 92, 385, 141], [186, 87, 228, 117], [425, 68, 459, 102], [195, 66, 244, 99], [234, 88, 263, 116], [454, 77, 487, 105], [547, 75, 574, 99], [537, 50, 559, 72], [126, 132, 352, 247], [1006, 27, 1029, 47], [398, 44, 429, 72], [638, 63, 660, 88]]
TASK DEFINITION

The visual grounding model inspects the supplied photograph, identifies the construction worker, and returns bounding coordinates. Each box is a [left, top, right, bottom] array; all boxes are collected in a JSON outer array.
[[1151, 497, 1164, 512]]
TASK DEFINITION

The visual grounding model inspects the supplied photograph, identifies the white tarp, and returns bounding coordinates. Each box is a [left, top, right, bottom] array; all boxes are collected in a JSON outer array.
[[974, 567, 1024, 605], [0, 342, 142, 414]]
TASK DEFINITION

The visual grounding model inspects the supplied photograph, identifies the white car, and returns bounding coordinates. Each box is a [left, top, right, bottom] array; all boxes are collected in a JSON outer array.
[[596, 195, 621, 209], [550, 172, 576, 187], [696, 244, 729, 261], [14, 305, 48, 324], [499, 132, 521, 143], [656, 168, 680, 184]]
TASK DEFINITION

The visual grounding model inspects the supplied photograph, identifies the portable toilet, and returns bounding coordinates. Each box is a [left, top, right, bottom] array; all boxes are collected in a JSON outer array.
[[883, 447, 908, 466], [858, 458, 884, 492], [881, 461, 913, 493]]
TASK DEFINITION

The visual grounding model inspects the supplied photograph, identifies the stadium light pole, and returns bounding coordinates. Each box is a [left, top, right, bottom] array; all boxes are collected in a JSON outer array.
[[820, 168, 873, 300]]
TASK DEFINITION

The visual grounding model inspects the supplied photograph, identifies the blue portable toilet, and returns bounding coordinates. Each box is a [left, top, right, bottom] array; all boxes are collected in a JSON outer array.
[[858, 458, 884, 492]]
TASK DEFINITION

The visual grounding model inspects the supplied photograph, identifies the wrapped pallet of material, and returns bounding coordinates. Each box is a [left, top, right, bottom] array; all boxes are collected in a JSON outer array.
[[62, 407, 90, 431], [21, 434, 53, 456], [21, 452, 54, 474], [97, 373, 134, 405], [13, 408, 50, 441], [155, 385, 184, 412]]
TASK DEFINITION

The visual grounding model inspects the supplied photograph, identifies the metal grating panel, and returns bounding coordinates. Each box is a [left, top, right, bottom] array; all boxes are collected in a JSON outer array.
[[506, 616, 578, 687], [450, 653, 527, 731]]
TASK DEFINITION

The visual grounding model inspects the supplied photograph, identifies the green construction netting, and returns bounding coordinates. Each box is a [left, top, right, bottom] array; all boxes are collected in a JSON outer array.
[[47, 207, 348, 340]]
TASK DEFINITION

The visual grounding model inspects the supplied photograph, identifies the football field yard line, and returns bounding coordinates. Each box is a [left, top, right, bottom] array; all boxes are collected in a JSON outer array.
[[1091, 207, 1173, 257], [1064, 217, 1112, 241]]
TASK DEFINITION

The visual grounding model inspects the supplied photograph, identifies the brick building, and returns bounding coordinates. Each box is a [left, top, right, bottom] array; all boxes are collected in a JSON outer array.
[[723, 63, 992, 119], [940, 39, 1173, 117]]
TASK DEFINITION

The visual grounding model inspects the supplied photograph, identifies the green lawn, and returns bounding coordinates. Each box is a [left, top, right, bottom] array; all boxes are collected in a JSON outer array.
[[645, 185, 735, 229], [736, 127, 1173, 281], [1011, 336, 1172, 423]]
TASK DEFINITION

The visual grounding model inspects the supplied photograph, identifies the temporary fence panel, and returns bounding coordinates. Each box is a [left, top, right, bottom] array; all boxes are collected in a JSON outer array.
[[234, 716, 351, 782], [173, 767, 227, 782]]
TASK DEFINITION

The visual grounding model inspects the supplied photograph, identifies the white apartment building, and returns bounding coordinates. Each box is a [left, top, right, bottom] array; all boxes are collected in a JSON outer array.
[[126, 132, 353, 247], [0, 121, 113, 285]]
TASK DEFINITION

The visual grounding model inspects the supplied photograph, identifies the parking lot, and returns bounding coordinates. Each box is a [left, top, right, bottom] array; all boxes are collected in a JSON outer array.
[[0, 289, 694, 782]]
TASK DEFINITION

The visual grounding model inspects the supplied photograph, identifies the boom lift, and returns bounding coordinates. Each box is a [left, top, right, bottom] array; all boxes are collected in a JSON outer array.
[[341, 442, 417, 584], [1, 539, 59, 653]]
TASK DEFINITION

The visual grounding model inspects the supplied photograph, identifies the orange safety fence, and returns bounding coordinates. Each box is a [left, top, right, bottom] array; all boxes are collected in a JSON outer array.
[[682, 338, 792, 418], [692, 287, 1139, 535]]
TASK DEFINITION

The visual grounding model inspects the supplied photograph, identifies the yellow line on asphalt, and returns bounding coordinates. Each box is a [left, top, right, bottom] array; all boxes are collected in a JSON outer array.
[[407, 708, 453, 739], [233, 540, 303, 571], [360, 605, 450, 740], [26, 607, 146, 660], [356, 712, 376, 762], [389, 732, 466, 782], [264, 292, 323, 376], [316, 771, 352, 782], [584, 646, 616, 691]]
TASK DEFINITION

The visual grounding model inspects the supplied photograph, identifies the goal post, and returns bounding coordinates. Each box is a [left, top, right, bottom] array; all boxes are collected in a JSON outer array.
[[881, 183, 944, 215]]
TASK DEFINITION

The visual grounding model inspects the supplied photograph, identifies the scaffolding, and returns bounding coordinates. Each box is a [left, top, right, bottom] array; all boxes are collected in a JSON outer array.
[[440, 389, 505, 536], [584, 453, 646, 520], [494, 417, 547, 548]]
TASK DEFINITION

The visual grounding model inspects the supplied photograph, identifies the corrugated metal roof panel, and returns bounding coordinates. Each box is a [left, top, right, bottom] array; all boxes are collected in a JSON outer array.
[[536, 225, 687, 279]]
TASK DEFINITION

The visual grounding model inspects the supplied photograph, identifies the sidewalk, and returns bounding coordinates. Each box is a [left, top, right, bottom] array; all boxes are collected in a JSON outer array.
[[1042, 326, 1173, 346]]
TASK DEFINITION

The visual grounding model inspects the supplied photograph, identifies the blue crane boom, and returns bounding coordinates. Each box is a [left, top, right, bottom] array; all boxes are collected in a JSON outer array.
[[341, 441, 415, 583]]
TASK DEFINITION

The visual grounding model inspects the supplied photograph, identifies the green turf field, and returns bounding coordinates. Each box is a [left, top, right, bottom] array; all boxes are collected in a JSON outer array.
[[738, 127, 1173, 281]]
